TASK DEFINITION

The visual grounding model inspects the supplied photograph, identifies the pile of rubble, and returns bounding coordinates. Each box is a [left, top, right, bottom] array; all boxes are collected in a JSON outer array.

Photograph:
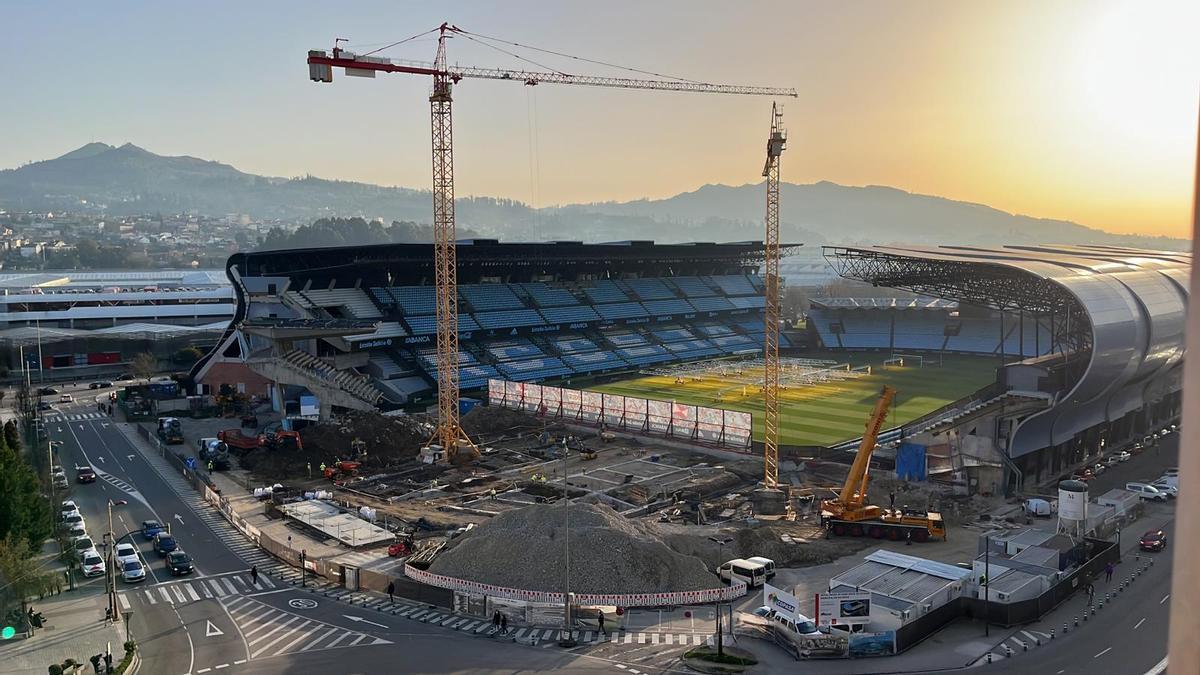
[[428, 502, 718, 595]]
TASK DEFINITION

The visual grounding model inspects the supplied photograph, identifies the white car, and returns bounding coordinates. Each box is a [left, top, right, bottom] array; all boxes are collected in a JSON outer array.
[[59, 393, 74, 403], [81, 551, 106, 578], [60, 499, 77, 513], [61, 512, 85, 531], [115, 543, 140, 568], [1151, 482, 1178, 498], [72, 536, 95, 554], [1114, 451, 1132, 463]]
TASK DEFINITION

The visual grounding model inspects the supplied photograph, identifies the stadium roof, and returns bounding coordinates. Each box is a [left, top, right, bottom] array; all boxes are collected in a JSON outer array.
[[0, 269, 228, 289], [825, 244, 1189, 456], [809, 297, 958, 310]]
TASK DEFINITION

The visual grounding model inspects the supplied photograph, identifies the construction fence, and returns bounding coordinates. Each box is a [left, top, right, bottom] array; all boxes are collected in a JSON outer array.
[[488, 379, 753, 449]]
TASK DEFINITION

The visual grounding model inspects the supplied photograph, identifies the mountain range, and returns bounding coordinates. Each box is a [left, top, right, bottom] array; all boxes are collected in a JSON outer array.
[[0, 142, 1186, 251]]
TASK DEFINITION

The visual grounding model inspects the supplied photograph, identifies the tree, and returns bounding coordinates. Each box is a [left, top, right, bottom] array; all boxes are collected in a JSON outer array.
[[0, 434, 52, 549], [172, 346, 205, 365], [130, 352, 158, 380], [3, 421, 18, 452], [782, 286, 809, 321], [0, 535, 56, 613]]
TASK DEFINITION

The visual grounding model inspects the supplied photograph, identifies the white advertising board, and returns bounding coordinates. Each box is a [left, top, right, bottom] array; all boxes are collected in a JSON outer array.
[[815, 590, 872, 627]]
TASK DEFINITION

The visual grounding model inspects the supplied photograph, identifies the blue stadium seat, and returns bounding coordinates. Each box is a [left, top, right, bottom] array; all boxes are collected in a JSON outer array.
[[688, 296, 735, 312], [729, 296, 766, 309], [460, 284, 524, 311], [474, 309, 545, 330], [539, 305, 601, 324], [582, 281, 630, 304], [521, 283, 579, 307], [709, 275, 756, 296], [667, 277, 717, 297], [624, 278, 675, 300], [596, 302, 647, 320], [390, 286, 437, 315], [642, 299, 694, 316]]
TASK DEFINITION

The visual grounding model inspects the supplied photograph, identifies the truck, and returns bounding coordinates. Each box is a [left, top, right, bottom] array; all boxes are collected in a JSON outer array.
[[197, 437, 231, 470], [819, 386, 946, 542], [217, 428, 263, 454], [156, 417, 184, 445]]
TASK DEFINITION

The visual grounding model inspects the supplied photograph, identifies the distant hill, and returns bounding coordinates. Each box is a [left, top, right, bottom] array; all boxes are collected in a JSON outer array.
[[0, 143, 1186, 251]]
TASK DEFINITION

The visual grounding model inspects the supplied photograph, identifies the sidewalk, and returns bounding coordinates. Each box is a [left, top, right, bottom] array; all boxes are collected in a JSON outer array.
[[0, 585, 126, 675]]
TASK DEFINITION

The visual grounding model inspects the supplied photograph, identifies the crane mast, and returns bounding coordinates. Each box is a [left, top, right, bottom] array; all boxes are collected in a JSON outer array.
[[761, 104, 786, 489], [307, 24, 795, 463]]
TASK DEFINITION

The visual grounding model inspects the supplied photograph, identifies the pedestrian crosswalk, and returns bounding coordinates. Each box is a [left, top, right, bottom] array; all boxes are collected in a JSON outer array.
[[222, 595, 391, 659], [120, 571, 277, 608], [45, 412, 108, 422]]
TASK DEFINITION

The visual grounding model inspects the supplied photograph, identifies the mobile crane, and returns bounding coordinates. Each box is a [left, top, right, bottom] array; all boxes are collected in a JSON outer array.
[[820, 386, 946, 542]]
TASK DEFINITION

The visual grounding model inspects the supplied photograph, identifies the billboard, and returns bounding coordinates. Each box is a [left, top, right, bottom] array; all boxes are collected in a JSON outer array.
[[815, 590, 872, 627], [299, 395, 319, 417], [764, 583, 802, 621], [485, 378, 752, 449]]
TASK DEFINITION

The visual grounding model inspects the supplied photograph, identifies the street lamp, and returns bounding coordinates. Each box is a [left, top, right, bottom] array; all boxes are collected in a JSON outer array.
[[709, 536, 733, 657], [558, 438, 577, 648]]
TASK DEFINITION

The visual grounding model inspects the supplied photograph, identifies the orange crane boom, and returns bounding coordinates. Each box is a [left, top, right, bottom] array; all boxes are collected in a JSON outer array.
[[838, 385, 896, 507], [307, 24, 795, 462]]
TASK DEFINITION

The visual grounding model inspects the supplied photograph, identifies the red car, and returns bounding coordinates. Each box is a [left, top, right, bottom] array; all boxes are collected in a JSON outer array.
[[387, 541, 412, 557], [1139, 529, 1167, 552]]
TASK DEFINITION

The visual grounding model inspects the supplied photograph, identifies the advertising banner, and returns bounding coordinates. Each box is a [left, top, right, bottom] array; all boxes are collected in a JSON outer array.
[[581, 391, 603, 423], [764, 583, 802, 622], [602, 393, 624, 427], [646, 400, 672, 434], [848, 631, 896, 657], [816, 591, 872, 627]]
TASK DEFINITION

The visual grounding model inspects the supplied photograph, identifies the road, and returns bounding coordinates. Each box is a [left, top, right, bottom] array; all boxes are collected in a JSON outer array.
[[42, 386, 695, 674]]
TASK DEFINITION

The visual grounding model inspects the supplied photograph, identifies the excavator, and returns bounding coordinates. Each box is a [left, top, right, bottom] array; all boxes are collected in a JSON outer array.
[[820, 385, 946, 542]]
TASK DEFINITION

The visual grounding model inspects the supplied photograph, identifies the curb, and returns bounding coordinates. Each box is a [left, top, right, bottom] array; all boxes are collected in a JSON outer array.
[[125, 651, 141, 675]]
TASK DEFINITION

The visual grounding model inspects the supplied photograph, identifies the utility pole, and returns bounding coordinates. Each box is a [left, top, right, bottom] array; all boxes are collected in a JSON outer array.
[[558, 439, 576, 647], [983, 535, 990, 637], [709, 536, 733, 657], [107, 500, 119, 624]]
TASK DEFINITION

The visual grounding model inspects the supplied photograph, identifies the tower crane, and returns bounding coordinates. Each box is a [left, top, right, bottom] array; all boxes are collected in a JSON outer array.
[[307, 24, 796, 461], [761, 104, 786, 490]]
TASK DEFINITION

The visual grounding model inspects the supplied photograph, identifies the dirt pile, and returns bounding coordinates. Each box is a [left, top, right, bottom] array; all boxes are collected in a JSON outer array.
[[428, 503, 718, 595], [460, 405, 561, 439], [659, 522, 870, 569]]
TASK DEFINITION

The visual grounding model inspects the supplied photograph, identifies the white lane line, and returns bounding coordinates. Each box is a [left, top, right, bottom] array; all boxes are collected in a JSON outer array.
[[248, 615, 301, 646], [251, 619, 310, 658], [1146, 656, 1168, 674], [158, 587, 173, 604], [1134, 618, 1146, 629], [215, 666, 228, 671], [298, 626, 340, 653], [1095, 647, 1112, 658], [171, 586, 187, 603], [271, 622, 322, 657], [1160, 594, 1170, 604], [118, 593, 131, 610], [221, 578, 238, 595], [185, 584, 201, 602], [143, 590, 156, 605]]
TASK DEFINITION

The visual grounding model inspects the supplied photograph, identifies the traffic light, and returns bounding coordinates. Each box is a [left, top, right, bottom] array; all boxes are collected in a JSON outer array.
[[1, 625, 15, 640]]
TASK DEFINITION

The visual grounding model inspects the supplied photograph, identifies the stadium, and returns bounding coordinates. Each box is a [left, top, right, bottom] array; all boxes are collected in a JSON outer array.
[[192, 240, 1187, 496]]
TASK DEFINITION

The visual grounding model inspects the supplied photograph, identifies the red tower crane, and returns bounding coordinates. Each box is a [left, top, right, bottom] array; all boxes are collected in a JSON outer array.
[[308, 24, 796, 461]]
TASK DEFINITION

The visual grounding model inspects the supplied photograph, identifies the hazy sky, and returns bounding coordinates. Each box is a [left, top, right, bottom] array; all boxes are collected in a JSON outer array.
[[4, 1, 1198, 237]]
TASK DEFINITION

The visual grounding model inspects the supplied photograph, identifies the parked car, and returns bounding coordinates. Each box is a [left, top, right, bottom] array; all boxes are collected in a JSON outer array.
[[122, 560, 146, 583], [76, 465, 97, 483], [1104, 455, 1123, 468], [1130, 442, 1145, 455], [153, 532, 178, 556], [73, 536, 95, 554], [38, 401, 52, 411], [61, 513, 86, 532], [1091, 463, 1106, 476], [1162, 467, 1180, 478], [38, 387, 59, 396], [1125, 482, 1168, 501], [142, 520, 166, 539], [59, 393, 73, 403], [89, 381, 113, 389], [115, 543, 140, 568], [1151, 481, 1178, 498], [81, 552, 106, 578], [116, 374, 134, 382], [165, 551, 194, 576], [1140, 529, 1168, 552], [66, 522, 87, 539], [60, 500, 78, 516], [1114, 451, 1132, 462]]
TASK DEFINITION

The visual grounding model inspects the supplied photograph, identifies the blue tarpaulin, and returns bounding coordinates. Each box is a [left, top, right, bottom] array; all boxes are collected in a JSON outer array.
[[895, 442, 927, 481]]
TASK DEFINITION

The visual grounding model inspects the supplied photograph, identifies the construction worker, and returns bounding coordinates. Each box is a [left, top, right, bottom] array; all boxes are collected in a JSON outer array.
[[319, 462, 326, 475], [207, 460, 214, 472]]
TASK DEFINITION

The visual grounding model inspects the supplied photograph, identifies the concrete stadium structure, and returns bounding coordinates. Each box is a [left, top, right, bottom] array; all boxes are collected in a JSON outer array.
[[825, 244, 1188, 492]]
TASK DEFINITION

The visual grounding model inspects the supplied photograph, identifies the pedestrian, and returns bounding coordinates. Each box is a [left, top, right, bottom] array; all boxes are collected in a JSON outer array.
[[500, 613, 508, 634], [90, 653, 103, 674], [1105, 561, 1114, 582], [207, 460, 214, 471], [1087, 582, 1095, 603], [306, 462, 312, 479], [598, 611, 607, 636], [889, 490, 896, 510], [250, 564, 258, 586], [319, 462, 327, 476], [387, 580, 395, 603], [492, 610, 501, 630], [104, 651, 113, 673]]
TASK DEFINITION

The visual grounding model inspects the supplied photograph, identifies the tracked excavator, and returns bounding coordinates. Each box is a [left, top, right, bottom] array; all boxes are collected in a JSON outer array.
[[820, 385, 946, 542]]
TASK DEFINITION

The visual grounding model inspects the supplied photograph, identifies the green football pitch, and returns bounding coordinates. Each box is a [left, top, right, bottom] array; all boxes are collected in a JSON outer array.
[[590, 352, 1000, 447]]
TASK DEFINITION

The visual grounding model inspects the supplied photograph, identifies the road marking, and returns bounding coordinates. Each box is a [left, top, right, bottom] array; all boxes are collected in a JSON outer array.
[[221, 578, 238, 595], [215, 665, 228, 670], [158, 587, 172, 604], [1145, 656, 1168, 674], [205, 620, 225, 637], [233, 661, 245, 665], [251, 619, 309, 658], [185, 585, 201, 602], [118, 593, 131, 610], [298, 626, 339, 653], [249, 615, 301, 645], [343, 614, 388, 629], [1160, 594, 1170, 604], [197, 669, 211, 674], [1134, 618, 1146, 630], [1095, 647, 1112, 658], [271, 622, 321, 657], [172, 586, 187, 603]]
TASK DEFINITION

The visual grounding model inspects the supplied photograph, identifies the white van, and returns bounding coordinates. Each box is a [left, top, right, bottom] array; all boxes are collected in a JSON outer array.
[[746, 556, 776, 579], [718, 559, 767, 588], [1126, 482, 1168, 501], [771, 611, 822, 638]]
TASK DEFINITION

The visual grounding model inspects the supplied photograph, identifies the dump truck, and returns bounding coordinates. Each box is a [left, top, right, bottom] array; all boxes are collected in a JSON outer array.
[[819, 386, 946, 542], [217, 428, 264, 453]]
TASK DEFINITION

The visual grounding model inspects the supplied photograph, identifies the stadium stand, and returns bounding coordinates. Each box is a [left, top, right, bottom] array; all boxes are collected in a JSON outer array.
[[195, 241, 798, 410]]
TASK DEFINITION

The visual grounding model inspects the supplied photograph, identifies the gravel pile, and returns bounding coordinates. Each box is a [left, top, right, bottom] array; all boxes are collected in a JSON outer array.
[[428, 503, 718, 595]]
